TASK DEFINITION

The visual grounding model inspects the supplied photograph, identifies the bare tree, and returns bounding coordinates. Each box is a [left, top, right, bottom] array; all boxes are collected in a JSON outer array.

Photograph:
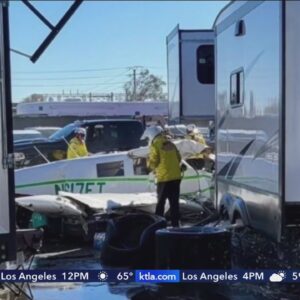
[[124, 68, 166, 101]]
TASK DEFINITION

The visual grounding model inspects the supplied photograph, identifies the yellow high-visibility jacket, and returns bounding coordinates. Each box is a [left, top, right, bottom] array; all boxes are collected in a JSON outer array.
[[185, 133, 208, 159], [147, 135, 181, 183], [67, 137, 88, 159], [186, 133, 207, 146]]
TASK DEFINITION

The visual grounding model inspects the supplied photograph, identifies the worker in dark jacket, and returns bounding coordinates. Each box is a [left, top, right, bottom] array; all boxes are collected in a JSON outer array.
[[141, 126, 182, 227]]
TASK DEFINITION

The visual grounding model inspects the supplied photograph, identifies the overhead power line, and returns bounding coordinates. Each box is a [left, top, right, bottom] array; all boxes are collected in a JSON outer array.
[[13, 66, 165, 74], [12, 73, 129, 81], [82, 69, 130, 93], [12, 81, 128, 87], [13, 67, 128, 74]]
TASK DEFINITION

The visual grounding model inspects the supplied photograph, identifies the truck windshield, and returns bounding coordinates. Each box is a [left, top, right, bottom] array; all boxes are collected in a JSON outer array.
[[49, 124, 76, 140]]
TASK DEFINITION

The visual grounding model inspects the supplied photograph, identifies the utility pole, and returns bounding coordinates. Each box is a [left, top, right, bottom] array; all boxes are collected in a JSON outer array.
[[133, 68, 136, 102], [128, 66, 142, 101]]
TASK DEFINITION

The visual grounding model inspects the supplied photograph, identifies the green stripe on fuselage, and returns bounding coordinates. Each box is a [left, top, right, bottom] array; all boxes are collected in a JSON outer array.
[[16, 174, 212, 189]]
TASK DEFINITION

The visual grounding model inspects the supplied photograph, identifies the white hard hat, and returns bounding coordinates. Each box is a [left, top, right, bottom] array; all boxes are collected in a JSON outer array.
[[186, 124, 196, 132], [140, 125, 163, 144], [75, 127, 86, 135], [193, 127, 200, 134], [187, 124, 199, 134]]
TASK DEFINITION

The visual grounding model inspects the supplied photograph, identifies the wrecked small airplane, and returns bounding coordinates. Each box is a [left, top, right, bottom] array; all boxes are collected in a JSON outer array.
[[16, 191, 204, 218], [15, 191, 209, 241], [15, 139, 214, 199]]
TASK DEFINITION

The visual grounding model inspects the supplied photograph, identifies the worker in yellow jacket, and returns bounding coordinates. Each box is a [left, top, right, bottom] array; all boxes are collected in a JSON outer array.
[[141, 126, 182, 227], [67, 127, 89, 159], [186, 124, 207, 145], [185, 124, 212, 161]]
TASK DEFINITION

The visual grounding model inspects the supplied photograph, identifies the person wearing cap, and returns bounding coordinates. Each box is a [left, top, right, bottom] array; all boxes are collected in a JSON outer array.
[[185, 124, 214, 171], [67, 127, 89, 159], [187, 123, 211, 156], [186, 124, 207, 145], [141, 125, 182, 227]]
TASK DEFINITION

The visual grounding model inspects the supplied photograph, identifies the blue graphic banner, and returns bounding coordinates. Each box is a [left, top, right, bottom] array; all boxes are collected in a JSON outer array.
[[0, 269, 298, 283]]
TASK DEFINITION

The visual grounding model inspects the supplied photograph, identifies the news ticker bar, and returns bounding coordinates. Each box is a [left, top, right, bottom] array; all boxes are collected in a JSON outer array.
[[0, 270, 298, 283]]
